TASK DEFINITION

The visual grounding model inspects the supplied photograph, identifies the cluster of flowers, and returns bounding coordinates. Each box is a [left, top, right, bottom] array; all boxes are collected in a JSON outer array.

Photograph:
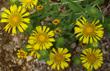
[[0, 0, 104, 71]]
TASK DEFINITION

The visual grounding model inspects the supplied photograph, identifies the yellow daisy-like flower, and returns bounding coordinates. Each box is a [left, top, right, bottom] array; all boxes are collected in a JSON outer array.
[[80, 48, 103, 70], [74, 16, 104, 44], [47, 48, 71, 70], [27, 26, 55, 50], [17, 49, 27, 59], [54, 27, 62, 35], [52, 19, 60, 25], [20, 0, 38, 9], [1, 5, 30, 35], [36, 5, 44, 11]]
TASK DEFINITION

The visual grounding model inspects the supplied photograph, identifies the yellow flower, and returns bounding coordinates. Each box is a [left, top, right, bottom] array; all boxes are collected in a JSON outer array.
[[20, 0, 38, 9], [27, 26, 55, 50], [1, 5, 30, 35], [36, 5, 43, 11], [17, 49, 27, 59], [80, 48, 103, 70], [47, 48, 71, 70], [74, 16, 104, 44], [29, 50, 41, 58], [54, 27, 62, 34], [52, 19, 60, 25]]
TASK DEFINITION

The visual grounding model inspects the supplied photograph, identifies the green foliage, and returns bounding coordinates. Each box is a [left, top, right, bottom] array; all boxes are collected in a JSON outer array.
[[38, 50, 49, 61], [9, 0, 19, 5], [55, 37, 65, 47], [24, 0, 105, 63], [7, 0, 109, 70], [72, 56, 81, 65]]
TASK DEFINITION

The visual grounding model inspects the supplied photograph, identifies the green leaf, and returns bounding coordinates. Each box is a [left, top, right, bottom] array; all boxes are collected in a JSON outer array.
[[85, 6, 102, 18], [93, 0, 104, 5], [56, 37, 65, 47], [72, 56, 81, 65], [38, 50, 49, 61], [103, 17, 110, 36], [9, 0, 19, 5], [68, 1, 84, 13], [24, 23, 33, 35]]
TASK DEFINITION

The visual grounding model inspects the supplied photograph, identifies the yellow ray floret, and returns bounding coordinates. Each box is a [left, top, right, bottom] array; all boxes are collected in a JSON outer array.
[[47, 48, 71, 70], [27, 26, 55, 50], [20, 0, 38, 9], [29, 50, 41, 58], [74, 16, 104, 44], [1, 4, 30, 35], [80, 48, 103, 70]]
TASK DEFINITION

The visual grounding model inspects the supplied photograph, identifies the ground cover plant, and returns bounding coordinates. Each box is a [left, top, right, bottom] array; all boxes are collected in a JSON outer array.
[[0, 0, 110, 71]]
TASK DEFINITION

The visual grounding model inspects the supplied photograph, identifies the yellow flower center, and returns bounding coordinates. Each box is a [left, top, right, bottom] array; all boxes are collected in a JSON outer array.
[[52, 19, 60, 25], [83, 24, 95, 36], [38, 6, 42, 9], [20, 52, 25, 57], [54, 53, 64, 64], [54, 20, 59, 24], [37, 5, 43, 11], [87, 53, 97, 64], [9, 14, 21, 26], [12, 16, 19, 23], [37, 34, 48, 42]]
